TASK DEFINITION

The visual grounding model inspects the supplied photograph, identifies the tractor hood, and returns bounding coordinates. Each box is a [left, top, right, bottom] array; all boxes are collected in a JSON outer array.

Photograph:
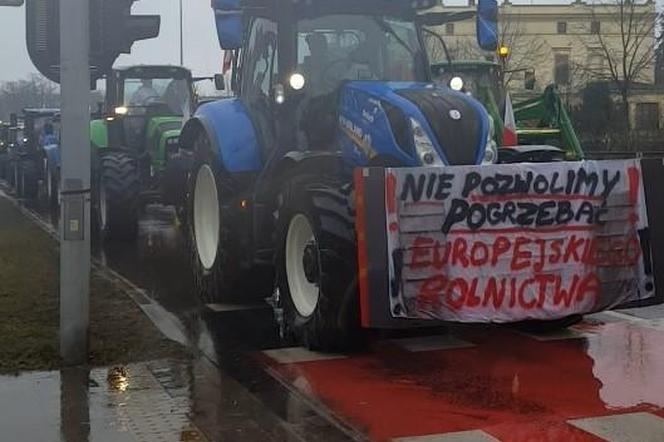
[[337, 81, 492, 167]]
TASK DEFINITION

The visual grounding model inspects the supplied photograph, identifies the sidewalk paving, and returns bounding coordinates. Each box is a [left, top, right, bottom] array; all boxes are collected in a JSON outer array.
[[0, 359, 208, 442]]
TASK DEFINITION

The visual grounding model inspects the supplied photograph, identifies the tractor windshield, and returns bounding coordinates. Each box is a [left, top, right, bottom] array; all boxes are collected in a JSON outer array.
[[297, 15, 423, 96], [122, 77, 192, 116]]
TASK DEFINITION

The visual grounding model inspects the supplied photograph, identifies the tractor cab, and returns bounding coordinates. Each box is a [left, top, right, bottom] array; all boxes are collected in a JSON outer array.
[[105, 65, 193, 154], [210, 0, 500, 168]]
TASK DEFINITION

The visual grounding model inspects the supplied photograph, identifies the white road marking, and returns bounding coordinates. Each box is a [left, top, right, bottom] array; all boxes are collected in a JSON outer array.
[[519, 326, 597, 342], [391, 334, 475, 352], [206, 302, 270, 312], [602, 310, 664, 332], [393, 430, 500, 442], [263, 347, 347, 364], [568, 412, 664, 442]]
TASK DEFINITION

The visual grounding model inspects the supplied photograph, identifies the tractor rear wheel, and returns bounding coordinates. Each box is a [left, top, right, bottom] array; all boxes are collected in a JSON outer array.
[[186, 135, 272, 305], [95, 152, 140, 241], [276, 175, 361, 351]]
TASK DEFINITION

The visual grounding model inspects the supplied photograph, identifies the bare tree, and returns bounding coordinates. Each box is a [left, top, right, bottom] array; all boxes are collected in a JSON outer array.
[[498, 10, 546, 89], [423, 10, 545, 92], [581, 1, 660, 130], [0, 74, 60, 119]]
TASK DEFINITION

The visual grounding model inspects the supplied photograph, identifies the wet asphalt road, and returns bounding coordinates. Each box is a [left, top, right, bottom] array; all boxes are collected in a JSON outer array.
[[93, 205, 361, 441], [17, 199, 664, 441]]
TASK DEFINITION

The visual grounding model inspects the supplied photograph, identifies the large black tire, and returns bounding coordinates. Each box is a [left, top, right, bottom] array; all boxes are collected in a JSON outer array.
[[0, 153, 8, 181], [95, 152, 140, 241], [46, 162, 60, 225], [185, 135, 272, 305], [18, 159, 40, 200], [276, 174, 361, 351], [162, 150, 193, 215], [7, 158, 17, 188]]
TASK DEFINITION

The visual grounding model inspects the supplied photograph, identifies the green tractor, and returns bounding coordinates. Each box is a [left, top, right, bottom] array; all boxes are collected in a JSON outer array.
[[86, 65, 198, 240], [432, 60, 585, 161]]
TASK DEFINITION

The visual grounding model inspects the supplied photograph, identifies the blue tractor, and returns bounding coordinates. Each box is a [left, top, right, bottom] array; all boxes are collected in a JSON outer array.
[[179, 0, 500, 350]]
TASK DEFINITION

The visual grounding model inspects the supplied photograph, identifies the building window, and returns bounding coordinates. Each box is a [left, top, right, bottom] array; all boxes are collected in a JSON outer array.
[[524, 70, 536, 90], [635, 103, 660, 130], [554, 54, 570, 85], [589, 50, 604, 70], [557, 21, 567, 34], [445, 23, 455, 35], [590, 20, 601, 34]]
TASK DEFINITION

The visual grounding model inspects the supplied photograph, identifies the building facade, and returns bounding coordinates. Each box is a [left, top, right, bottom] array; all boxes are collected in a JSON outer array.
[[432, 1, 657, 92]]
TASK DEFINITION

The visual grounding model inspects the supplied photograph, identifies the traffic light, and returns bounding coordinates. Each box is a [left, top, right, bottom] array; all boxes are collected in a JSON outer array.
[[26, 0, 160, 84]]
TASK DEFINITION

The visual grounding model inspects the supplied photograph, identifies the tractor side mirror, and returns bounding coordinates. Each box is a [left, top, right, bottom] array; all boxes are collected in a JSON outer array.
[[213, 0, 243, 50], [214, 74, 226, 91], [477, 0, 499, 51]]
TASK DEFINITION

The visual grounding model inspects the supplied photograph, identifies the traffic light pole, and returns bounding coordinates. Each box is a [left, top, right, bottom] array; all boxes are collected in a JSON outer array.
[[59, 0, 91, 365]]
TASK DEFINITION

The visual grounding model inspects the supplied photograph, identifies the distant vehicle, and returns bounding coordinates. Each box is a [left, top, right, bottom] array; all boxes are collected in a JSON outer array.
[[5, 108, 59, 200], [44, 65, 224, 240]]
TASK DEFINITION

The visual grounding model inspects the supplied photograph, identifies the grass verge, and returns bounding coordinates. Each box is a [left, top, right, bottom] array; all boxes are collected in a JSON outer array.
[[0, 196, 187, 374]]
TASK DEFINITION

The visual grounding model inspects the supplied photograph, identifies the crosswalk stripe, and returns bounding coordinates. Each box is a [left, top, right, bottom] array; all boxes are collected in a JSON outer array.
[[568, 412, 664, 442], [391, 334, 475, 352], [393, 430, 500, 442], [205, 302, 270, 312], [263, 347, 347, 364]]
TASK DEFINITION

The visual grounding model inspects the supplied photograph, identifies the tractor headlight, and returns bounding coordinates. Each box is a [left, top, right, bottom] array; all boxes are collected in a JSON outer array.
[[482, 116, 498, 165], [410, 118, 445, 166], [450, 76, 464, 91], [114, 106, 128, 116]]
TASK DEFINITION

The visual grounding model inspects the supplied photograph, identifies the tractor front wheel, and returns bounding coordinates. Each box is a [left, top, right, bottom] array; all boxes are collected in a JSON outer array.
[[18, 159, 40, 200], [186, 135, 272, 305], [94, 152, 140, 241], [276, 175, 361, 351]]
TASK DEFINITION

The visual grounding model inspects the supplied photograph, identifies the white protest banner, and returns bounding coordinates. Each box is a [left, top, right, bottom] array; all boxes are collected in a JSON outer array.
[[384, 160, 654, 322]]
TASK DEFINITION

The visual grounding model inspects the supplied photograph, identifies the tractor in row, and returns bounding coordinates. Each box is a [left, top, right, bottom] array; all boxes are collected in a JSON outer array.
[[37, 65, 224, 239], [172, 0, 576, 350]]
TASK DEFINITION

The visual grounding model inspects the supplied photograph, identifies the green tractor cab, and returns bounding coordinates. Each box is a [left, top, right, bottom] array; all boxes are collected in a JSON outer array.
[[432, 60, 505, 144], [431, 60, 584, 160], [90, 65, 196, 240]]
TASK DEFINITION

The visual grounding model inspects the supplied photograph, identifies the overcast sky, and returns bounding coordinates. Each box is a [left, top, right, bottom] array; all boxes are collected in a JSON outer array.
[[0, 0, 222, 83], [0, 0, 660, 84]]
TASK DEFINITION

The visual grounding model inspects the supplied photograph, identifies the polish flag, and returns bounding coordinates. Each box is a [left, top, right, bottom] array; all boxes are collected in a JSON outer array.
[[222, 50, 233, 75], [503, 92, 518, 147]]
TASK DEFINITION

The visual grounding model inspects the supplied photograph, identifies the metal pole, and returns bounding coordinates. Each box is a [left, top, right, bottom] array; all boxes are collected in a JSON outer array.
[[179, 0, 184, 66], [59, 0, 91, 366]]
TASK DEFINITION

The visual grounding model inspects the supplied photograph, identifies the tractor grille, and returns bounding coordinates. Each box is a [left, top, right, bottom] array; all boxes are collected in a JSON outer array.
[[397, 89, 482, 165]]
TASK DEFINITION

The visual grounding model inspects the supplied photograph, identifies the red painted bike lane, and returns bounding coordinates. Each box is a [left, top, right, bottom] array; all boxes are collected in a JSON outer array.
[[260, 315, 664, 441]]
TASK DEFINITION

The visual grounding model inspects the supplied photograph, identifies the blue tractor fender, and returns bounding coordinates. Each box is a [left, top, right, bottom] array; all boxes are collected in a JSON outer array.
[[180, 98, 262, 173], [42, 139, 61, 171]]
